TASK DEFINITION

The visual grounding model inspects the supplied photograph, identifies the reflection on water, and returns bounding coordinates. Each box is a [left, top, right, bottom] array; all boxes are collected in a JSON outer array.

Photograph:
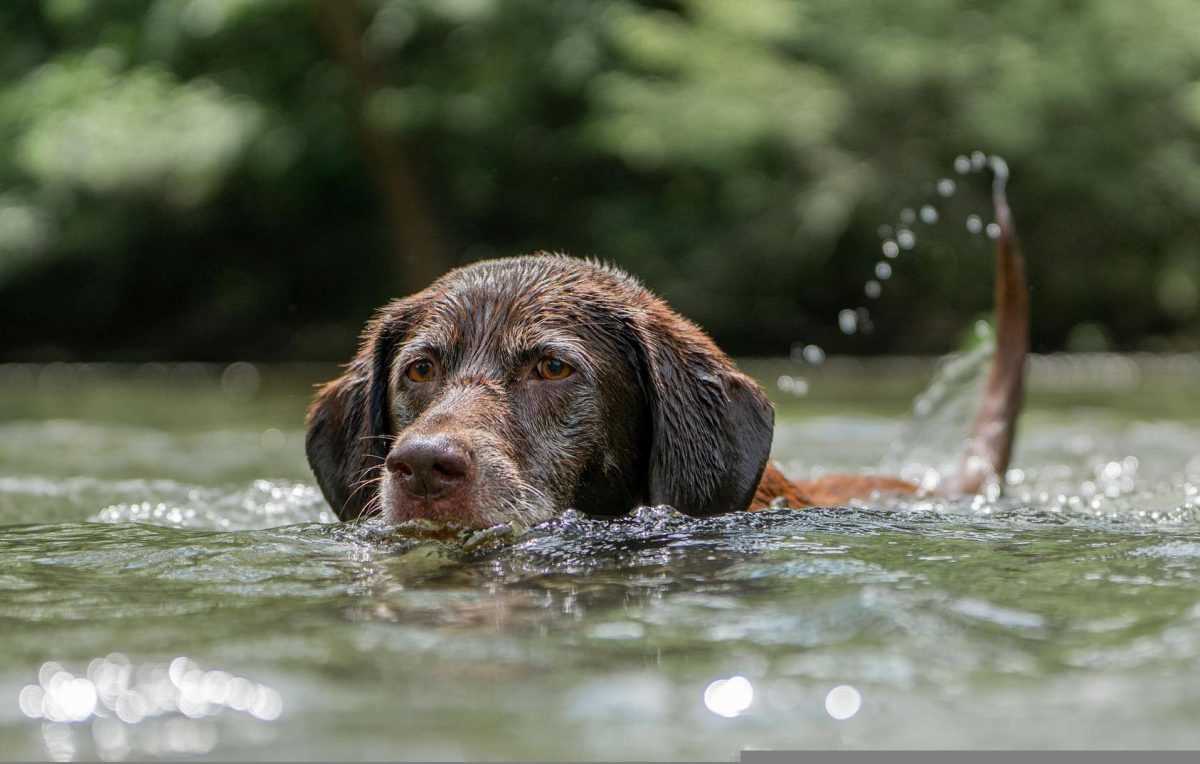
[[94, 479, 334, 530], [703, 675, 754, 718], [1, 362, 1200, 758], [824, 685, 862, 721], [18, 655, 281, 760]]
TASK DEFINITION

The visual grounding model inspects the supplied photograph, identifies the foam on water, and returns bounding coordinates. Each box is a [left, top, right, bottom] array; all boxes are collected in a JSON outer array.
[[0, 475, 332, 529], [93, 479, 334, 530]]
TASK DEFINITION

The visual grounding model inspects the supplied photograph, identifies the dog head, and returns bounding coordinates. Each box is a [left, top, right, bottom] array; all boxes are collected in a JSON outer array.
[[305, 255, 774, 529]]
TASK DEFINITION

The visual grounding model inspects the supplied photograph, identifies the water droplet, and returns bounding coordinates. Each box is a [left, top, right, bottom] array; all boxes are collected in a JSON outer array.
[[985, 222, 1001, 239], [801, 344, 825, 365], [896, 229, 915, 250], [776, 375, 810, 396], [966, 214, 983, 234], [864, 280, 882, 298], [936, 178, 957, 197], [838, 309, 858, 335], [954, 155, 971, 174], [988, 154, 1009, 177], [875, 262, 892, 280], [919, 204, 939, 224], [876, 224, 893, 239], [899, 208, 916, 225], [970, 150, 987, 171], [882, 240, 899, 258]]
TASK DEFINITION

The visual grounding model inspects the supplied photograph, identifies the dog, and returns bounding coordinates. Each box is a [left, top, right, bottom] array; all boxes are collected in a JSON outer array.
[[306, 179, 1027, 530]]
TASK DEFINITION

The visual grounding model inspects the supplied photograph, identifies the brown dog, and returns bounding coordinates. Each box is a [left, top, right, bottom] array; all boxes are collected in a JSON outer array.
[[306, 178, 1027, 529]]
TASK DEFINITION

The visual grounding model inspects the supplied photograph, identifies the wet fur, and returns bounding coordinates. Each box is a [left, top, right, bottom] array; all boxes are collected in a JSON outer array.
[[307, 255, 774, 527]]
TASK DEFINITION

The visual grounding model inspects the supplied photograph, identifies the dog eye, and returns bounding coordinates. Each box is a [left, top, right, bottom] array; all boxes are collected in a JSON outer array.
[[405, 359, 436, 383], [534, 357, 574, 381]]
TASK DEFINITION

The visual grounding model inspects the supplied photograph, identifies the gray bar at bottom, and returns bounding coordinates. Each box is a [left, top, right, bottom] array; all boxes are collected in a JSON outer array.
[[743, 751, 1200, 764]]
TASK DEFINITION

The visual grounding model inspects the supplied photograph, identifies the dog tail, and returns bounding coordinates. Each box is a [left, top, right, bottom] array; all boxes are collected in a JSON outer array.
[[948, 158, 1030, 495]]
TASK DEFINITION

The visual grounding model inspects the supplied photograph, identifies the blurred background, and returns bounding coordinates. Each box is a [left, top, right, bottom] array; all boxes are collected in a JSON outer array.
[[1, 0, 1199, 363]]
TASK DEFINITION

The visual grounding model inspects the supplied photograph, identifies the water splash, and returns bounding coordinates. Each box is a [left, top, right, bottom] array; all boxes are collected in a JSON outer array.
[[837, 309, 858, 335], [845, 152, 1004, 316], [801, 152, 1021, 490], [800, 344, 826, 365], [786, 342, 827, 378], [88, 479, 334, 530], [776, 374, 810, 397], [783, 151, 1005, 366]]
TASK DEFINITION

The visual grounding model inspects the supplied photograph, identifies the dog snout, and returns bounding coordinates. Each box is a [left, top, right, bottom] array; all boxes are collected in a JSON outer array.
[[386, 435, 473, 500]]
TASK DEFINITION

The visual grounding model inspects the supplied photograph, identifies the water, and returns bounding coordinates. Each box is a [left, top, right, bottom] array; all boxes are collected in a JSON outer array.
[[808, 152, 1009, 361], [2, 360, 1200, 759]]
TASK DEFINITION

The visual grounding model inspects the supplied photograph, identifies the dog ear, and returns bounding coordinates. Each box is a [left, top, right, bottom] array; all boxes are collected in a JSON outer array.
[[305, 302, 413, 520], [630, 306, 775, 516]]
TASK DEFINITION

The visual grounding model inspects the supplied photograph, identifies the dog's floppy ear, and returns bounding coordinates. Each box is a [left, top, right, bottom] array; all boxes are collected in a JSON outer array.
[[305, 300, 414, 520], [629, 305, 775, 516]]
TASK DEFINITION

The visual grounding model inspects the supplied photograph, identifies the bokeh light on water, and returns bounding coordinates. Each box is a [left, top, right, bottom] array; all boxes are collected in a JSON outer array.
[[824, 685, 862, 721], [703, 675, 754, 718], [16, 655, 281, 761]]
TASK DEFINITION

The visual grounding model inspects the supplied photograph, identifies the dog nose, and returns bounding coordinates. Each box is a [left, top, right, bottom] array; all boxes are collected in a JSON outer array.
[[386, 435, 472, 500]]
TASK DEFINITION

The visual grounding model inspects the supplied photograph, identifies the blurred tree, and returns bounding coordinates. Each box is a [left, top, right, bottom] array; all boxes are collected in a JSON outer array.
[[0, 0, 1197, 360], [314, 0, 448, 287]]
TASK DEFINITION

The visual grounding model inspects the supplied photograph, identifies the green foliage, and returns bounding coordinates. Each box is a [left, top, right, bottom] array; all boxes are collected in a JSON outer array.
[[10, 53, 261, 204], [0, 0, 1197, 360]]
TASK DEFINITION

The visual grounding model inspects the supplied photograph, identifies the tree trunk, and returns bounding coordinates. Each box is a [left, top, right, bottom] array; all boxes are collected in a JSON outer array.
[[314, 0, 449, 290]]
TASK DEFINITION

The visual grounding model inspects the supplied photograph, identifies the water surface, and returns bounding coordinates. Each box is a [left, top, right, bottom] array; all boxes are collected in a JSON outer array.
[[1, 359, 1199, 759]]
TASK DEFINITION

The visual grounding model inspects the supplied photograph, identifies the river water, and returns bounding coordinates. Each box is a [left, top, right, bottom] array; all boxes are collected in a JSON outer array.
[[1, 357, 1198, 759]]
